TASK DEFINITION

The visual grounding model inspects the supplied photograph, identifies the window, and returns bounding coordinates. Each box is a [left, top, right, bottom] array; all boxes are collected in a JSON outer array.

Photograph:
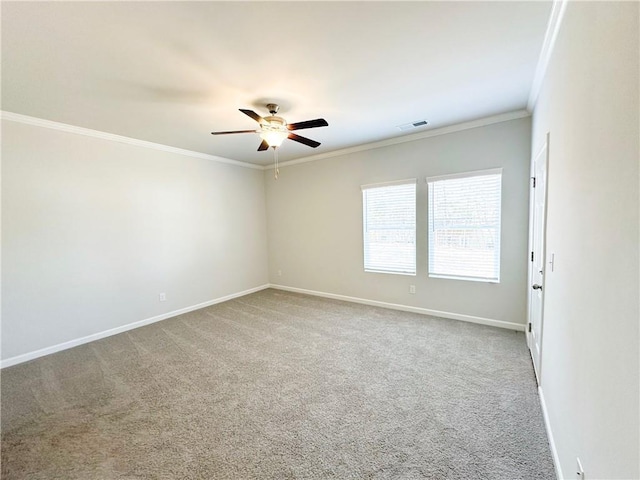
[[362, 179, 416, 275], [427, 169, 502, 282]]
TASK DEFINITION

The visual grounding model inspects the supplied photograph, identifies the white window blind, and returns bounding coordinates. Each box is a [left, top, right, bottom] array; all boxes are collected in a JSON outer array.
[[427, 169, 502, 282], [362, 179, 416, 275]]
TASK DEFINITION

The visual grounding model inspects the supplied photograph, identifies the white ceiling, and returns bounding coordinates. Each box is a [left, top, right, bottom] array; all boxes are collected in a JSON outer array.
[[2, 1, 552, 166]]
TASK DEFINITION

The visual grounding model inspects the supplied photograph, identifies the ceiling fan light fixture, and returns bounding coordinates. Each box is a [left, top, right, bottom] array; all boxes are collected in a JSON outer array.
[[260, 130, 287, 147], [259, 118, 288, 147]]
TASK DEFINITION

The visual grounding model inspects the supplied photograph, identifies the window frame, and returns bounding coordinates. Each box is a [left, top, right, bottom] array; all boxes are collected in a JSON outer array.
[[361, 178, 417, 276], [426, 168, 502, 283]]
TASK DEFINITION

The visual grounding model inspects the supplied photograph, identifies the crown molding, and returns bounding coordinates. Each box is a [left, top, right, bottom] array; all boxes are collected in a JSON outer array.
[[269, 109, 531, 170], [1, 111, 263, 170], [2, 109, 532, 173], [527, 0, 568, 111]]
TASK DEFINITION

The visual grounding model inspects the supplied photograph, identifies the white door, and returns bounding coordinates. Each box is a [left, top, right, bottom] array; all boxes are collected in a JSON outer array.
[[527, 137, 549, 384]]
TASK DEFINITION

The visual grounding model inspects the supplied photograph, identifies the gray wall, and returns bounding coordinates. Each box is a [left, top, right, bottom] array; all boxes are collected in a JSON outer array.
[[531, 2, 639, 478], [265, 117, 532, 326], [2, 120, 269, 361]]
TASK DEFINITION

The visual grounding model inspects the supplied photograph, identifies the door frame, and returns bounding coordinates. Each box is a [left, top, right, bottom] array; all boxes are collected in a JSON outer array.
[[526, 133, 550, 384]]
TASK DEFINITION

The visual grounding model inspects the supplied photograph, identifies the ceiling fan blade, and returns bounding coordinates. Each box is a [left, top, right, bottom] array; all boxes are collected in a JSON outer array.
[[239, 109, 265, 124], [288, 132, 321, 148], [257, 139, 269, 151], [287, 118, 329, 131], [211, 129, 257, 135]]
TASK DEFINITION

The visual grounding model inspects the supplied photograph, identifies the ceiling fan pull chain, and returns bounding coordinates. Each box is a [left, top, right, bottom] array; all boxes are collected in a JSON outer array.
[[273, 146, 279, 180]]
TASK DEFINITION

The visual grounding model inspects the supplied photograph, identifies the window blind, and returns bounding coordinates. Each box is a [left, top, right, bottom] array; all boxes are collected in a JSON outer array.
[[362, 179, 416, 275], [427, 169, 502, 282]]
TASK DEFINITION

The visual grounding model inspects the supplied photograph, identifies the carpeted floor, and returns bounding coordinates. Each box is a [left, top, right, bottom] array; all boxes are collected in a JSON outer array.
[[1, 289, 555, 479]]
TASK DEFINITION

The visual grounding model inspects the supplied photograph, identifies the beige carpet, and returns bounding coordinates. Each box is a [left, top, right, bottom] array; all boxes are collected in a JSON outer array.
[[1, 289, 555, 479]]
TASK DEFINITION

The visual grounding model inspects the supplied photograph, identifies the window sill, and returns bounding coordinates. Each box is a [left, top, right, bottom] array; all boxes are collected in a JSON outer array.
[[365, 269, 416, 276], [428, 274, 499, 284]]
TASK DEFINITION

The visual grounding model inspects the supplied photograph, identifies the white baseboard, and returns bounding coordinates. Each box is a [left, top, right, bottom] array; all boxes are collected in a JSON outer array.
[[269, 284, 525, 331], [539, 385, 563, 479], [2, 283, 524, 368], [0, 284, 270, 369]]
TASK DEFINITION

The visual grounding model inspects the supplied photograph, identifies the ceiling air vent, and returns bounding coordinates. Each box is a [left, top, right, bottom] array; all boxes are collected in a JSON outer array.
[[397, 120, 429, 131]]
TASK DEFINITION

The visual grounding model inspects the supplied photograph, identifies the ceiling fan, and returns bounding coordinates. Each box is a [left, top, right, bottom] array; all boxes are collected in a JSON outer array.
[[211, 103, 328, 151]]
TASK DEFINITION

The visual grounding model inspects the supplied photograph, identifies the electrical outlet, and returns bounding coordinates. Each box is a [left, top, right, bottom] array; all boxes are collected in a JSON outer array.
[[277, 269, 282, 277], [409, 285, 416, 294], [576, 458, 585, 479], [159, 293, 166, 302]]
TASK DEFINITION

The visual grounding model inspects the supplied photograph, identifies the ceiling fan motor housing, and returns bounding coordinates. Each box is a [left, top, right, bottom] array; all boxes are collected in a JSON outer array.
[[262, 115, 286, 129]]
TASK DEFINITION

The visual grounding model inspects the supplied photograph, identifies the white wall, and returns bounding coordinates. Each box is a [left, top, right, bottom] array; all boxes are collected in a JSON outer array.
[[531, 2, 639, 478], [1, 119, 269, 362], [265, 117, 532, 327]]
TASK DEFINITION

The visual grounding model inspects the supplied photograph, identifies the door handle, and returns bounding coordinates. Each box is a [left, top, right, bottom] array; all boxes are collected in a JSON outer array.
[[532, 284, 543, 290]]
